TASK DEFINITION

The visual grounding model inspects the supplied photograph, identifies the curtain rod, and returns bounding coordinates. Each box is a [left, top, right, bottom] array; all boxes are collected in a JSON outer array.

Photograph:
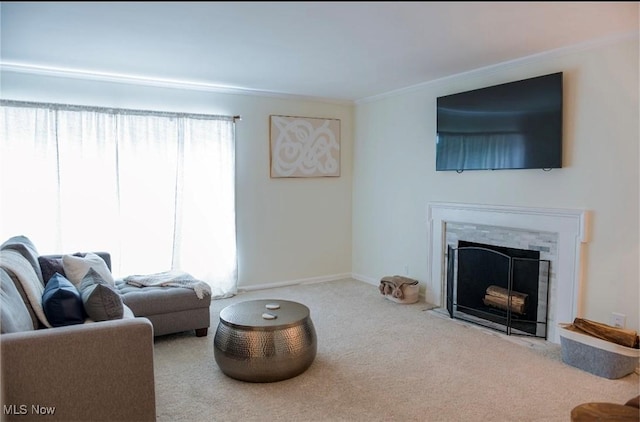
[[0, 99, 241, 122]]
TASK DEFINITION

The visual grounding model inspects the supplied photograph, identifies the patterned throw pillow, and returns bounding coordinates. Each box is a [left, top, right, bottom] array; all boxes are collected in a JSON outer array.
[[41, 273, 85, 327], [79, 268, 123, 321]]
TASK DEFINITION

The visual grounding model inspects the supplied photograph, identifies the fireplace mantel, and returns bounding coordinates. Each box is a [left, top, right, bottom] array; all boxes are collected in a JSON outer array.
[[427, 202, 590, 343]]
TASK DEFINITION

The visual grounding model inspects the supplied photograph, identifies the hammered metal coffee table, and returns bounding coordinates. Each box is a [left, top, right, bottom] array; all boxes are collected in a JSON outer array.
[[213, 299, 317, 382]]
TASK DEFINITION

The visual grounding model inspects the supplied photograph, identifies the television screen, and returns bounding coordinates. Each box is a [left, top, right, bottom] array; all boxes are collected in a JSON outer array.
[[436, 72, 563, 171]]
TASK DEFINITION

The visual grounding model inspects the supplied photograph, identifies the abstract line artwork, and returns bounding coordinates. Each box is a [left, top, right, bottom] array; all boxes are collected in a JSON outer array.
[[270, 115, 340, 178]]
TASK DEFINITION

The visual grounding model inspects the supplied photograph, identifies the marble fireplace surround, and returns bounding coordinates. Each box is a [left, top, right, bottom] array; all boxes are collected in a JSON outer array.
[[427, 202, 590, 344]]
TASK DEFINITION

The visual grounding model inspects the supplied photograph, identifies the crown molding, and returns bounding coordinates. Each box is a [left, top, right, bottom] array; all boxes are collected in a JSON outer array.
[[2, 30, 635, 107], [0, 62, 354, 106]]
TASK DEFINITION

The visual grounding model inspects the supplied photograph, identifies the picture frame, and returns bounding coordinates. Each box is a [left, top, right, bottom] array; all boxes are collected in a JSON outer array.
[[269, 115, 341, 178]]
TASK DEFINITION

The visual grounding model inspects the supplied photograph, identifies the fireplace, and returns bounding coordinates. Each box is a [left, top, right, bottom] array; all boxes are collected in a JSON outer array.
[[427, 202, 590, 344], [446, 240, 551, 338]]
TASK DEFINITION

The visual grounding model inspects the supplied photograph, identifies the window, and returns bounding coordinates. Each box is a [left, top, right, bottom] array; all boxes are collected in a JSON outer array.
[[1, 101, 237, 298]]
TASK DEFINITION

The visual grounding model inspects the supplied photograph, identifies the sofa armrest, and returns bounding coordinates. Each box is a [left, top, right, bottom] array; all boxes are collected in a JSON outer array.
[[1, 318, 156, 421]]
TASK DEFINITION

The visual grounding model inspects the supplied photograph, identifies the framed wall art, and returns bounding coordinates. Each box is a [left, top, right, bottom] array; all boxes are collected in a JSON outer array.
[[269, 115, 341, 178]]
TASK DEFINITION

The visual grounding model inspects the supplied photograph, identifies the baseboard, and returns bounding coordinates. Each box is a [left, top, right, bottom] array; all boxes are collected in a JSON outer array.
[[351, 272, 378, 286], [238, 273, 352, 292]]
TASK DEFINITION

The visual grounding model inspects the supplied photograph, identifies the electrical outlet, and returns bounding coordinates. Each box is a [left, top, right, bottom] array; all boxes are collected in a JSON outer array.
[[611, 312, 626, 328]]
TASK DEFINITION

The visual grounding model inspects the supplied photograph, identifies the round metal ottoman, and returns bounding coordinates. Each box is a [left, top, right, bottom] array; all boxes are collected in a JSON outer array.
[[213, 299, 317, 383]]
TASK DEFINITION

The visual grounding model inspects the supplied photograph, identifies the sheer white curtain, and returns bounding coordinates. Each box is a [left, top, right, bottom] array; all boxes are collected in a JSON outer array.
[[0, 101, 237, 298]]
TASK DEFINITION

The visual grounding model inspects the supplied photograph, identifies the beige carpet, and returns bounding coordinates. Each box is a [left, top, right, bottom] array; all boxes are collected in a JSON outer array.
[[153, 278, 639, 422]]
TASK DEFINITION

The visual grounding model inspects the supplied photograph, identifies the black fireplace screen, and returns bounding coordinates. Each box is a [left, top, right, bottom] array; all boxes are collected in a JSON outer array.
[[446, 241, 551, 338]]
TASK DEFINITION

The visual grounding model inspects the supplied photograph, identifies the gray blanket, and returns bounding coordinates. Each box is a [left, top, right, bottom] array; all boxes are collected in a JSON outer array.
[[124, 270, 212, 299], [0, 249, 51, 327]]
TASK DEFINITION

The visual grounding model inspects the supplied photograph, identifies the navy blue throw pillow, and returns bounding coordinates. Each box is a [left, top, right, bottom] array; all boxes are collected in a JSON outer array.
[[42, 273, 85, 327]]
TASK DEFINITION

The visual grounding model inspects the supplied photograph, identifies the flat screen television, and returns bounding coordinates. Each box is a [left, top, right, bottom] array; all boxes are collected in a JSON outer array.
[[436, 72, 563, 171]]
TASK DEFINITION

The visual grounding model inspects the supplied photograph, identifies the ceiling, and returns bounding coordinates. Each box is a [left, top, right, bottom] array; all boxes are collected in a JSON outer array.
[[1, 2, 638, 103]]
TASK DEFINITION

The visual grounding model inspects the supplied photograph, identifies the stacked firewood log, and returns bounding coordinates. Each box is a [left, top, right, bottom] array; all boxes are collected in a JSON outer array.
[[482, 285, 527, 315], [570, 318, 639, 349]]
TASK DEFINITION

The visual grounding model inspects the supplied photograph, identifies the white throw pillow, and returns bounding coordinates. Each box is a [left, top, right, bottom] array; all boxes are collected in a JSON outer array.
[[62, 253, 115, 288]]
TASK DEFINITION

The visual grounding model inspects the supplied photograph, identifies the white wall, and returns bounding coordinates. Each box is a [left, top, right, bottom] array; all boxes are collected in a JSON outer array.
[[352, 36, 640, 331], [0, 71, 354, 290]]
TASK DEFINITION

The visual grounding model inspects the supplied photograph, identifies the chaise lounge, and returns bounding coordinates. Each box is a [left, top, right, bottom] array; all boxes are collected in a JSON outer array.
[[0, 235, 212, 421]]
